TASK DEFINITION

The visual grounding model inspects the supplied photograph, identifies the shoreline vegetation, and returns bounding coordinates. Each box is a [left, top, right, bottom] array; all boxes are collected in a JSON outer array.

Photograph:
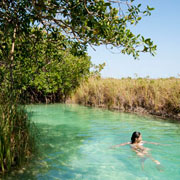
[[70, 77, 180, 121], [0, 93, 36, 175]]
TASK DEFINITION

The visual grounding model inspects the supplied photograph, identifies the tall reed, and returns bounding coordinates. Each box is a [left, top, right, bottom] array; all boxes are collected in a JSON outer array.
[[0, 92, 36, 174], [71, 77, 180, 120]]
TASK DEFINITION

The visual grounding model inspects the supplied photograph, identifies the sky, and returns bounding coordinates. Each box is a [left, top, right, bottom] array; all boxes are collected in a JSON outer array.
[[87, 0, 180, 79]]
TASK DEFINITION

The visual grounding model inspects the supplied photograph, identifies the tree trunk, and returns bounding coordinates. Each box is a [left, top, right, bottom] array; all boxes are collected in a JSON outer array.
[[9, 26, 17, 90]]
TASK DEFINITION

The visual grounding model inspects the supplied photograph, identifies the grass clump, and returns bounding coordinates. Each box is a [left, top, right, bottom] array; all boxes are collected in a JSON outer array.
[[0, 93, 36, 174], [71, 77, 180, 120]]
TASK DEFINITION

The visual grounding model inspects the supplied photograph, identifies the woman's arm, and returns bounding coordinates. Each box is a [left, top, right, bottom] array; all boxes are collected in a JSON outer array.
[[143, 141, 160, 145], [143, 141, 169, 146], [110, 142, 130, 149]]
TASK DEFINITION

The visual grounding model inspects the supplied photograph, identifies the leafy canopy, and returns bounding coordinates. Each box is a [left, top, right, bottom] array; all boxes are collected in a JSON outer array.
[[0, 28, 92, 102], [0, 0, 156, 59]]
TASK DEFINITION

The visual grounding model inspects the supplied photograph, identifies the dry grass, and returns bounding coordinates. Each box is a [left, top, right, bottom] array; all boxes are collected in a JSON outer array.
[[71, 77, 180, 120]]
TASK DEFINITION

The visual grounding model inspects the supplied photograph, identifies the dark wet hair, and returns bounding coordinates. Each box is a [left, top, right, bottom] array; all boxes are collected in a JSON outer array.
[[131, 131, 141, 144]]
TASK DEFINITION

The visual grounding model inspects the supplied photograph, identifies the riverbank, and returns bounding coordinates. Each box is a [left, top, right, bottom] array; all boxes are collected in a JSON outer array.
[[70, 77, 180, 121]]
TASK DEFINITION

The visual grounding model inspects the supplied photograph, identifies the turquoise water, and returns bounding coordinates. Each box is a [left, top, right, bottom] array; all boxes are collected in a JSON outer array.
[[6, 104, 180, 180]]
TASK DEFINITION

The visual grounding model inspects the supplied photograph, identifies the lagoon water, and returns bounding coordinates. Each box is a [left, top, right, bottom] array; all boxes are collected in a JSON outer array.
[[6, 104, 180, 180]]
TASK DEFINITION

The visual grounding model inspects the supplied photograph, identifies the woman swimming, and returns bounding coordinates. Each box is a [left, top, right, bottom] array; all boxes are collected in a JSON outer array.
[[111, 131, 161, 170]]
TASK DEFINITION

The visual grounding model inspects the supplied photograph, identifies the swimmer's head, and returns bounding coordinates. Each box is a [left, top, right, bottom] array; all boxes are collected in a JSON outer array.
[[131, 131, 142, 144]]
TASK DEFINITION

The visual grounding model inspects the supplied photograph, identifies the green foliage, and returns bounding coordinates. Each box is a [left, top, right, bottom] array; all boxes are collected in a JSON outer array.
[[0, 28, 91, 103], [0, 0, 156, 60], [90, 62, 106, 78]]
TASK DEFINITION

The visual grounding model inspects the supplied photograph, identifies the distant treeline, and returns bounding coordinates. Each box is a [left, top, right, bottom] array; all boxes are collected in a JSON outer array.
[[71, 77, 180, 120]]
